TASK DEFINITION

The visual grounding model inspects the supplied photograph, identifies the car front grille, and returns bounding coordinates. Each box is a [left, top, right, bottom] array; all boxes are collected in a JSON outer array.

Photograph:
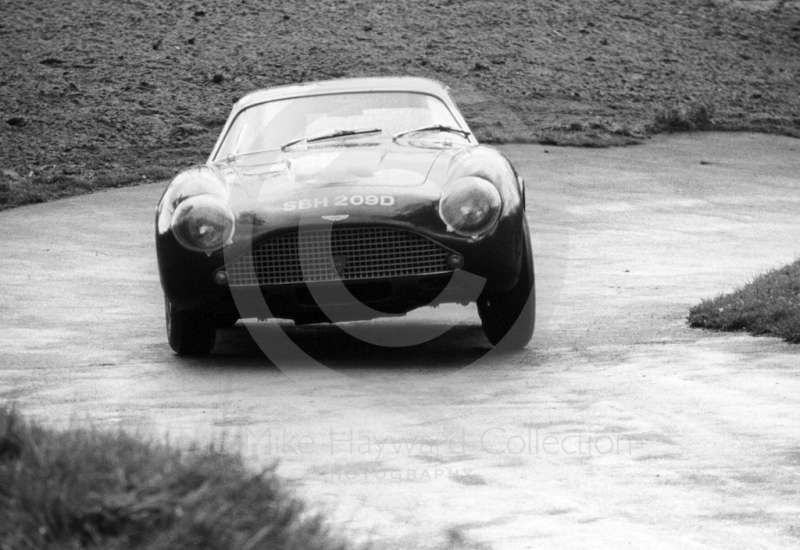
[[225, 227, 453, 286]]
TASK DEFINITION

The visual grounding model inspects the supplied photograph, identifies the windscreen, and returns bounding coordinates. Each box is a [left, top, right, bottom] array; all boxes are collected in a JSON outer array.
[[215, 91, 460, 159]]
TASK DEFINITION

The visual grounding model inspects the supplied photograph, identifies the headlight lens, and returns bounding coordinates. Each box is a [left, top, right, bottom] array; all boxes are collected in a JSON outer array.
[[439, 176, 502, 238], [171, 194, 235, 252]]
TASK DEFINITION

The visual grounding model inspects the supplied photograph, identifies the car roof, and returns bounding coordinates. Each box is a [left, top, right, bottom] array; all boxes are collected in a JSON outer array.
[[233, 76, 451, 112]]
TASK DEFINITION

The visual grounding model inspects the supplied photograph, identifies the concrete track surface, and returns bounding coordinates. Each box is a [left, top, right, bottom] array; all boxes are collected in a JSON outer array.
[[1, 133, 799, 549]]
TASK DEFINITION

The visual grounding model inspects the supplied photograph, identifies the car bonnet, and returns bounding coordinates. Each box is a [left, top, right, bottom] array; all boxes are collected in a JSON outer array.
[[220, 143, 452, 190]]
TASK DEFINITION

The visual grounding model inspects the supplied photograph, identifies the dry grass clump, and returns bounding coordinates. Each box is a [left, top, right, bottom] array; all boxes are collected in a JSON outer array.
[[688, 259, 800, 343], [0, 406, 353, 550], [653, 102, 716, 132]]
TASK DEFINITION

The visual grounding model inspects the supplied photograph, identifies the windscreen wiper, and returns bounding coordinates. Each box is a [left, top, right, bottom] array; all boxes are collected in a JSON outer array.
[[392, 124, 471, 141], [281, 128, 382, 151]]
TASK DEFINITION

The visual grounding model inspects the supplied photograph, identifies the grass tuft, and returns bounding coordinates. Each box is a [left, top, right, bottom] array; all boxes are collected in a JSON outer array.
[[688, 259, 800, 343], [653, 102, 716, 132], [0, 406, 353, 550]]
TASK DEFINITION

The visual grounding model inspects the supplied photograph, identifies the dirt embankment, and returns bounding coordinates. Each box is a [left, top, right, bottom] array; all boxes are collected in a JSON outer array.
[[1, 0, 799, 209]]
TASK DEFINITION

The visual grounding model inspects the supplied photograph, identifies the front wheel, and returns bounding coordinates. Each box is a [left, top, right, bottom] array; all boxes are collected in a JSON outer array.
[[165, 298, 216, 355], [478, 222, 535, 349]]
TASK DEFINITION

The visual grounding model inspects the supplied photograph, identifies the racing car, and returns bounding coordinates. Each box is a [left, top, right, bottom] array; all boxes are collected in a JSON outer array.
[[156, 76, 534, 355]]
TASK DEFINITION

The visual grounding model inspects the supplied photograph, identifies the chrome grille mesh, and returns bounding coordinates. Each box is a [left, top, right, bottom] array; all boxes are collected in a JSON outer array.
[[226, 227, 452, 286]]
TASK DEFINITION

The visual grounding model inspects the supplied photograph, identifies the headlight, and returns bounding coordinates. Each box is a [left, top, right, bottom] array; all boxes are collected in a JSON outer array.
[[439, 176, 501, 238], [171, 194, 235, 252]]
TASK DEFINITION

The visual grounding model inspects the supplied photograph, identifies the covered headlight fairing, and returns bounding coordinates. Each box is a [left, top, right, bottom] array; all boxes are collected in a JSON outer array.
[[446, 145, 518, 189], [439, 176, 502, 238], [157, 166, 231, 235], [171, 194, 235, 252]]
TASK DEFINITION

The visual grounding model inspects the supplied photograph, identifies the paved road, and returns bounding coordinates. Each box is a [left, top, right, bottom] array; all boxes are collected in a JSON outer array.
[[2, 133, 799, 549]]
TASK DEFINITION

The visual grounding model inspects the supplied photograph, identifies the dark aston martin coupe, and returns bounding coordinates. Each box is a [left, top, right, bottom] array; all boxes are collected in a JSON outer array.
[[156, 77, 534, 355]]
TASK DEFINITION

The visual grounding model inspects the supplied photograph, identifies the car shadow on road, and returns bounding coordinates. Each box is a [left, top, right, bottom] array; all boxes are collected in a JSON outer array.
[[205, 320, 495, 373]]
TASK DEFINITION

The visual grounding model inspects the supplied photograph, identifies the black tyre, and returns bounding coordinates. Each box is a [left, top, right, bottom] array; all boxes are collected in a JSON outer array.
[[478, 222, 535, 349], [165, 298, 217, 355]]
